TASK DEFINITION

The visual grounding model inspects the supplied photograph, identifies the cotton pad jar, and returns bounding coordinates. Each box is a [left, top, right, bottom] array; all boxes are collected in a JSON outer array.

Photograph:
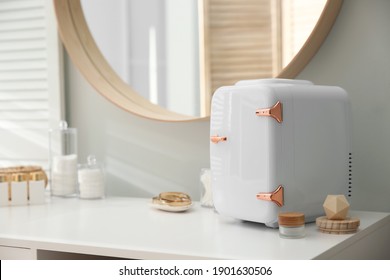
[[78, 155, 105, 199], [49, 121, 78, 197]]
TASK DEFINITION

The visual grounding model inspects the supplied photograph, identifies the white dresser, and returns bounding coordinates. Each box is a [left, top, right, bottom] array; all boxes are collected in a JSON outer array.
[[0, 197, 389, 259]]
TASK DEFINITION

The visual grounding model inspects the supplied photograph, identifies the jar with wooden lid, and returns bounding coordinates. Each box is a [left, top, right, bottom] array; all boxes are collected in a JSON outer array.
[[0, 174, 9, 207], [29, 171, 47, 205], [278, 212, 306, 239], [10, 173, 28, 206]]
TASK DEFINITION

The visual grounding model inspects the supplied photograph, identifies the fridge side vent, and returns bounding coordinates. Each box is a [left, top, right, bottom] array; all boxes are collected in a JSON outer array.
[[348, 153, 352, 197]]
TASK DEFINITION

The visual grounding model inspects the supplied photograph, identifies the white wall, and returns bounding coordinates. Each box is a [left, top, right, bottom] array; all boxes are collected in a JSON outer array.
[[296, 0, 390, 212], [65, 0, 390, 212], [65, 59, 209, 198]]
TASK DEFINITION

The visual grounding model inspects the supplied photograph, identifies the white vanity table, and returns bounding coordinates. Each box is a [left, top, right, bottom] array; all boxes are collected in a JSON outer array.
[[0, 197, 389, 260]]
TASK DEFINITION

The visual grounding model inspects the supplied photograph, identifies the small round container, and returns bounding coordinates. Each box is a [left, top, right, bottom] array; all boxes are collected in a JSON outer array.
[[29, 170, 47, 205], [278, 212, 306, 239], [78, 155, 105, 199], [200, 168, 213, 208], [0, 173, 10, 206], [10, 173, 29, 206]]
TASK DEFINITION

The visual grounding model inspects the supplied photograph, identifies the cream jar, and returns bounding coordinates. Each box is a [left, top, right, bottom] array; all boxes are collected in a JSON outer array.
[[0, 174, 9, 207], [10, 173, 28, 206], [278, 212, 306, 239], [29, 171, 46, 205]]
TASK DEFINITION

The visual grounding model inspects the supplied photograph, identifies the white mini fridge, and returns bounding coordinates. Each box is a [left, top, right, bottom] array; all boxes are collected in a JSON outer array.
[[210, 79, 351, 227]]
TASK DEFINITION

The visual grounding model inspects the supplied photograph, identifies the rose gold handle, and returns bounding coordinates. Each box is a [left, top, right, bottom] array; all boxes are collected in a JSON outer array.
[[210, 135, 227, 144], [256, 101, 283, 123], [256, 185, 284, 207]]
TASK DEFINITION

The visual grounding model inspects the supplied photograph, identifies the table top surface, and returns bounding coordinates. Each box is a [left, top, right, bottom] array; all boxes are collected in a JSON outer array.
[[0, 197, 388, 259]]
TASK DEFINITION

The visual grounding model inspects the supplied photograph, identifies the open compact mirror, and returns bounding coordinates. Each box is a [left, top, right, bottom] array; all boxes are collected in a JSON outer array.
[[54, 0, 343, 121]]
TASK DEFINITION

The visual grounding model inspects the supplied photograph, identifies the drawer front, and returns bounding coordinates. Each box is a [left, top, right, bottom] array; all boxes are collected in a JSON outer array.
[[0, 245, 35, 260]]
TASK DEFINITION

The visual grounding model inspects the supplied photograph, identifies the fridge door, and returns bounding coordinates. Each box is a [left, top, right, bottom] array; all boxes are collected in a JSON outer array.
[[210, 84, 283, 226]]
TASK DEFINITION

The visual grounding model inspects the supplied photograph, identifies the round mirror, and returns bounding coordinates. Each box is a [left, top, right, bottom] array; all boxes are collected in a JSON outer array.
[[54, 0, 343, 121]]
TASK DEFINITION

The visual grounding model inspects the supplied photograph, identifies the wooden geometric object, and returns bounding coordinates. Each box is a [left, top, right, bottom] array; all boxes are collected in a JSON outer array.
[[323, 195, 350, 220], [316, 216, 360, 234]]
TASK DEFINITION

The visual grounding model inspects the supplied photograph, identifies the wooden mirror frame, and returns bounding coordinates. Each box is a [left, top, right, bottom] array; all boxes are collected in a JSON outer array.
[[54, 0, 343, 122]]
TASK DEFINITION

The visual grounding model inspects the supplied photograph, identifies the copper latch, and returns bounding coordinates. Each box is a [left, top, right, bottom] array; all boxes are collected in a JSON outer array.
[[256, 185, 284, 207], [256, 101, 283, 123], [210, 135, 227, 144]]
